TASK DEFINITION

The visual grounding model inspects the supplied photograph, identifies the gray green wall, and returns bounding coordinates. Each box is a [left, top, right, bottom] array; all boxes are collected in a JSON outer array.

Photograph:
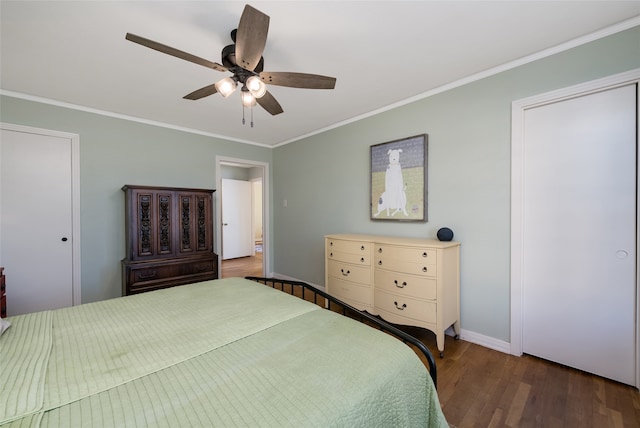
[[272, 26, 640, 342], [0, 98, 272, 303], [1, 26, 638, 343]]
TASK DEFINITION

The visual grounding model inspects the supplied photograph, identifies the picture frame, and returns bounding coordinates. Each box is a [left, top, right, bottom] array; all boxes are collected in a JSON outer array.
[[370, 134, 428, 222]]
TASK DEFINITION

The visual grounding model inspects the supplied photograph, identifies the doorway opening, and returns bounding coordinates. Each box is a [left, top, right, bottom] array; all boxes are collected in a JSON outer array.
[[215, 156, 269, 279]]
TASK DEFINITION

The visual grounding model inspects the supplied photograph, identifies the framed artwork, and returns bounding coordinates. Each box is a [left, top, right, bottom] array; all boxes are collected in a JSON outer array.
[[370, 134, 428, 221]]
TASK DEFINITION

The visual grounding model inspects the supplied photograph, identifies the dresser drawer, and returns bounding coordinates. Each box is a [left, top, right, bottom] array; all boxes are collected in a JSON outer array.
[[123, 256, 217, 295], [128, 259, 214, 281], [327, 250, 371, 266], [375, 244, 437, 264], [328, 277, 372, 307], [327, 260, 371, 285], [375, 289, 436, 324], [374, 268, 436, 300], [327, 239, 371, 255], [374, 257, 436, 277]]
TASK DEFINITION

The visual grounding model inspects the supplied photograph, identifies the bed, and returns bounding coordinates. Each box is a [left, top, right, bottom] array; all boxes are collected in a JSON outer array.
[[0, 277, 448, 427]]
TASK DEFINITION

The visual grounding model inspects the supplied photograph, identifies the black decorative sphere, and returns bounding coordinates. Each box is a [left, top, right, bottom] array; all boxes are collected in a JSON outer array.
[[437, 227, 454, 242]]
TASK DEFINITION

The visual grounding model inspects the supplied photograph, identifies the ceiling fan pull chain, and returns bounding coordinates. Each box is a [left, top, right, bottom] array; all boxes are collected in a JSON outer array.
[[251, 104, 254, 128], [242, 104, 246, 125]]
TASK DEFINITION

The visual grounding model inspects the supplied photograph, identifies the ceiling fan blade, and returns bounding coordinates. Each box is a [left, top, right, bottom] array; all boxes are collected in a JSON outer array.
[[256, 91, 283, 116], [126, 33, 227, 72], [259, 72, 336, 89], [235, 5, 269, 71], [183, 83, 218, 100]]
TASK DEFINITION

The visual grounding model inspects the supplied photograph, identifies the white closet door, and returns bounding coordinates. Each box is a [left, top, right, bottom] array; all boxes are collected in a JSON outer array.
[[1, 128, 74, 315], [522, 84, 636, 385], [221, 179, 253, 260]]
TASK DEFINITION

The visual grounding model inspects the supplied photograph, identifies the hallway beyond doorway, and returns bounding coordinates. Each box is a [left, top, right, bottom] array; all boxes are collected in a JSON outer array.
[[221, 252, 263, 278]]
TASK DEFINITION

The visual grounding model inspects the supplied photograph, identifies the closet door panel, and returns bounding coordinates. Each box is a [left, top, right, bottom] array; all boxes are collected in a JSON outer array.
[[522, 84, 637, 385]]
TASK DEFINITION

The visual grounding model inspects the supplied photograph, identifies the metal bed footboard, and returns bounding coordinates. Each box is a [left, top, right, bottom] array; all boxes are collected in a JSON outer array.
[[245, 276, 438, 388]]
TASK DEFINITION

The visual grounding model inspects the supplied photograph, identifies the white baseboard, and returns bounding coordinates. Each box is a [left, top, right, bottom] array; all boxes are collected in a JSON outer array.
[[458, 329, 511, 354]]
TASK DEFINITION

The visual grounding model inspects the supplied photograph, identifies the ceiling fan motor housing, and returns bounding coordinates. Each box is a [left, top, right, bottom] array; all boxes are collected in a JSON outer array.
[[222, 42, 264, 76]]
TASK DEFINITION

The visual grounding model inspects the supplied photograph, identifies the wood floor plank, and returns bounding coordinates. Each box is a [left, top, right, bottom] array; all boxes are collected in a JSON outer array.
[[608, 409, 624, 428], [633, 388, 640, 410], [606, 379, 637, 428], [566, 369, 592, 427], [487, 408, 504, 428], [505, 382, 530, 427], [593, 376, 608, 422], [543, 363, 569, 421]]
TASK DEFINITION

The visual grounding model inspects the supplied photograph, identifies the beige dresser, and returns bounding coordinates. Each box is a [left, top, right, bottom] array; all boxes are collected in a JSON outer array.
[[325, 234, 460, 357]]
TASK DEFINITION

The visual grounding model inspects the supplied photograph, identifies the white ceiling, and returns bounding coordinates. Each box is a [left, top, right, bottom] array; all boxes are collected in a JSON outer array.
[[1, 1, 639, 147]]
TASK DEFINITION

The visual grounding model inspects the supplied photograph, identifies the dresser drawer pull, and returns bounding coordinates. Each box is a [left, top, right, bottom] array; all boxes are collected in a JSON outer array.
[[329, 241, 334, 247], [394, 280, 407, 288], [341, 269, 351, 276], [137, 270, 157, 280], [378, 247, 383, 253], [361, 245, 365, 251], [378, 260, 383, 266], [422, 267, 428, 272], [422, 252, 428, 258], [394, 301, 407, 311], [360, 257, 365, 263], [329, 252, 333, 258]]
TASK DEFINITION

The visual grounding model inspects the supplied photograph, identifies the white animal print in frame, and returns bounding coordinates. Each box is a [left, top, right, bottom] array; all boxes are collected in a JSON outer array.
[[370, 134, 428, 221]]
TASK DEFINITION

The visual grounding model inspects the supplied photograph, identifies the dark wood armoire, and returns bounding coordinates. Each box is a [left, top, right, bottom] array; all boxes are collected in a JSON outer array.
[[121, 185, 218, 295]]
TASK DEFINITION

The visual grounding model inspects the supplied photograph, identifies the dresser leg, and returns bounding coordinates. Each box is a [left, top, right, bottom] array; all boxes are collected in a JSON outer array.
[[437, 333, 445, 358], [453, 320, 461, 340]]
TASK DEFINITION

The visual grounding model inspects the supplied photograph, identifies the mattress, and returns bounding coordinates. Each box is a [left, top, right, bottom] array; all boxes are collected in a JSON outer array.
[[0, 277, 448, 427]]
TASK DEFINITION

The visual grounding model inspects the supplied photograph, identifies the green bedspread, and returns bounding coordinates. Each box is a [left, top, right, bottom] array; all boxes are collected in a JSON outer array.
[[0, 278, 448, 427]]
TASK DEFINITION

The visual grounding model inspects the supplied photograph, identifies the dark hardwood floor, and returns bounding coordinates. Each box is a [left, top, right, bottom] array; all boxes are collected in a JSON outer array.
[[236, 272, 639, 428], [406, 328, 639, 428]]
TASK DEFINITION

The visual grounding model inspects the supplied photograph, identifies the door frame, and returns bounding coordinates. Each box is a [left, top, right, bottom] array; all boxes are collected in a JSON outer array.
[[215, 155, 269, 276], [249, 176, 263, 255], [0, 122, 82, 306], [510, 69, 640, 386]]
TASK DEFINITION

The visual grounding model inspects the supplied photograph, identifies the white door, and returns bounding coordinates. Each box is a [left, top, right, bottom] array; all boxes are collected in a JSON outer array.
[[0, 127, 77, 315], [221, 178, 253, 260], [522, 84, 637, 385]]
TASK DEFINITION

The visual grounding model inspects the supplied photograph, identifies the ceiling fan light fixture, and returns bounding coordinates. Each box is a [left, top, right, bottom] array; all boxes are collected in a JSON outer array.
[[246, 75, 267, 98], [215, 77, 237, 98], [241, 89, 256, 107]]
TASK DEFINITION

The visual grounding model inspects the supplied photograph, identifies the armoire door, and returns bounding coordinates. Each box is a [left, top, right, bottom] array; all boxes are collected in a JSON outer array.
[[221, 178, 253, 260], [0, 126, 77, 316], [521, 84, 637, 385]]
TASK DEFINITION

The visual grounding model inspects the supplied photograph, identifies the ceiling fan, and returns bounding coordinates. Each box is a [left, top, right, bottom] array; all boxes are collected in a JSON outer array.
[[125, 4, 336, 125]]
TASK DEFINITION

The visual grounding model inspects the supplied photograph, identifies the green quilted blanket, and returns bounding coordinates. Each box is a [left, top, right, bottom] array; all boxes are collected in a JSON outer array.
[[0, 277, 448, 427]]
